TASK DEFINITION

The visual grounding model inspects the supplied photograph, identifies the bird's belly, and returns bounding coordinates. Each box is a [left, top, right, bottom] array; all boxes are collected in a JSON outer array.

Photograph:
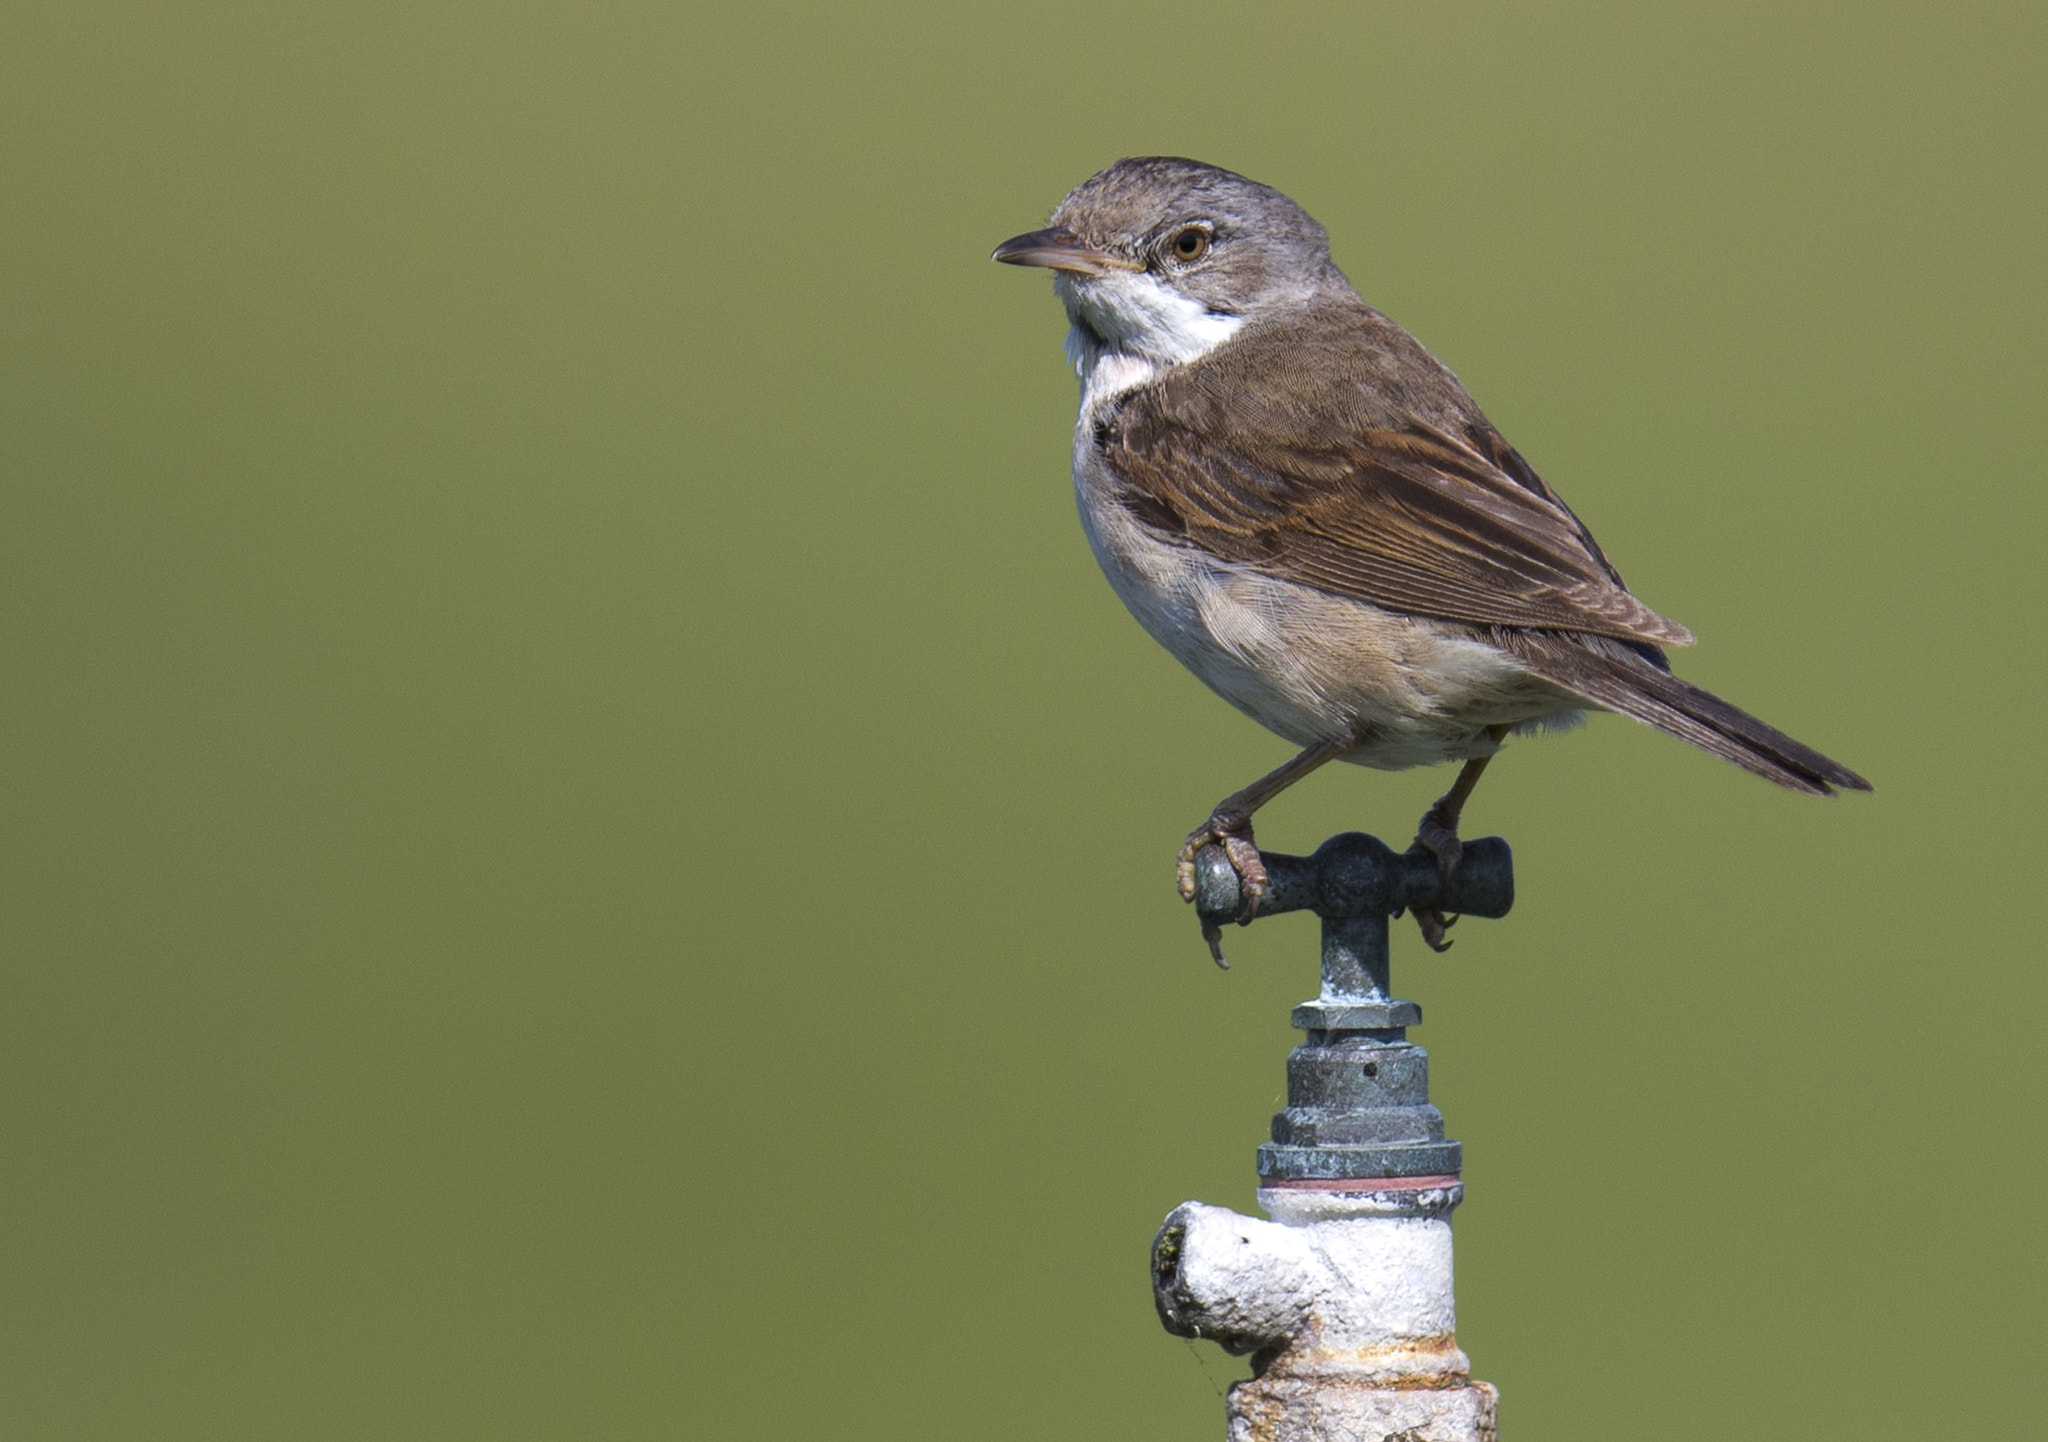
[[1073, 454, 1576, 770]]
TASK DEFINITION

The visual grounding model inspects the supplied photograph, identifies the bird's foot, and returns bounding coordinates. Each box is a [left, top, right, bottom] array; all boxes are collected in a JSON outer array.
[[1406, 803, 1465, 954], [1176, 812, 1268, 907], [1409, 906, 1458, 953], [1413, 802, 1464, 878], [1177, 811, 1267, 969]]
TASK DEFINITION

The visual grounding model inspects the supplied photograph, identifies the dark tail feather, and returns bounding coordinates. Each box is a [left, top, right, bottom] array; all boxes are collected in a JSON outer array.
[[1503, 633, 1873, 796]]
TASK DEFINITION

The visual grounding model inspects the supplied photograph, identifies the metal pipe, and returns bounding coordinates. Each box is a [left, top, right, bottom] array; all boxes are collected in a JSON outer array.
[[1155, 833, 1511, 1441]]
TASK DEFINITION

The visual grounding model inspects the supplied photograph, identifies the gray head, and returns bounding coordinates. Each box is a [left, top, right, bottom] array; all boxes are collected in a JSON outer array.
[[993, 158, 1350, 366]]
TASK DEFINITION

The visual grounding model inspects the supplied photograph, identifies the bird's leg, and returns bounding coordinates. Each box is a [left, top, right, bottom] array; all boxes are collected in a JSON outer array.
[[1408, 725, 1512, 953], [1178, 738, 1351, 966]]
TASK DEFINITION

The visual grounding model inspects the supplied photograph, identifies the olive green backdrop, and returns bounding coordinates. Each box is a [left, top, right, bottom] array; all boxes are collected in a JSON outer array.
[[3, 3, 2040, 1438]]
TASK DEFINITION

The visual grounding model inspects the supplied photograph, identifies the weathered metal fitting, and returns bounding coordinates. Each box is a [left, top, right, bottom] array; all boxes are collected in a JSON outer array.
[[1291, 998, 1419, 1030], [1228, 1375, 1500, 1442], [1268, 1105, 1445, 1148], [1153, 1202, 1317, 1356], [1162, 828, 1508, 1439], [1158, 1193, 1492, 1440], [1287, 1038, 1431, 1106], [1258, 1140, 1463, 1181], [1192, 832, 1513, 931], [1154, 1199, 1471, 1378], [1258, 1181, 1465, 1222], [1267, 1031, 1457, 1178]]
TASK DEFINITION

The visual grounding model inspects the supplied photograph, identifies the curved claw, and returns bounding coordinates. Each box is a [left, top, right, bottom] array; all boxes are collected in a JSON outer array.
[[1412, 907, 1459, 953]]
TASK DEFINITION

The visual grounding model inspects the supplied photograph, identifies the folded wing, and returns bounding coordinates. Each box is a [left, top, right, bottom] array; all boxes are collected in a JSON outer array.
[[1098, 306, 1696, 650]]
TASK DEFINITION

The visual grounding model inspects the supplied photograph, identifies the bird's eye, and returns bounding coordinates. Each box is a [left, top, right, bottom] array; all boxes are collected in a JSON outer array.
[[1171, 227, 1210, 261]]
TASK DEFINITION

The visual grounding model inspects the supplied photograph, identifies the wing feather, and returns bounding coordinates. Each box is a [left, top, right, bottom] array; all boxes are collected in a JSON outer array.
[[1097, 304, 1696, 648]]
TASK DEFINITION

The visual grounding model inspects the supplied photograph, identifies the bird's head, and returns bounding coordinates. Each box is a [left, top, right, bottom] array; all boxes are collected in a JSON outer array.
[[993, 157, 1346, 369]]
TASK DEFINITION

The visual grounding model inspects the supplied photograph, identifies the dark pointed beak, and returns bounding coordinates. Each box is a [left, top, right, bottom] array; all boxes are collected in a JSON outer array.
[[991, 227, 1134, 277]]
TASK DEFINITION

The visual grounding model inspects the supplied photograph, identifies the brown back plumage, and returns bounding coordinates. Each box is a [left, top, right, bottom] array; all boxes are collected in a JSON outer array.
[[1098, 298, 1697, 649]]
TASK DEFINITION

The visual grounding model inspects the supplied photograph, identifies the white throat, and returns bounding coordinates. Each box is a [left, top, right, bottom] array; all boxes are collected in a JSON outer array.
[[1056, 270, 1244, 407]]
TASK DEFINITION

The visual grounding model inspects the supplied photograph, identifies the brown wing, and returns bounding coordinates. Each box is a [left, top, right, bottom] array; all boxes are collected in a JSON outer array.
[[1097, 306, 1695, 648]]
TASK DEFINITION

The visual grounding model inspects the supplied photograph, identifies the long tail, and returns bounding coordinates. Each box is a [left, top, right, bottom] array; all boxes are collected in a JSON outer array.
[[1501, 632, 1872, 796]]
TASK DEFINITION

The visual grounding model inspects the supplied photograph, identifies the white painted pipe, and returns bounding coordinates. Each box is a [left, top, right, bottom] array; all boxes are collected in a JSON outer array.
[[1154, 1183, 1498, 1441]]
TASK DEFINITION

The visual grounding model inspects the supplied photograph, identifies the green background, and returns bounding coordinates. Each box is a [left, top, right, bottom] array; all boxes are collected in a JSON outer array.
[[4, 3, 2041, 1438]]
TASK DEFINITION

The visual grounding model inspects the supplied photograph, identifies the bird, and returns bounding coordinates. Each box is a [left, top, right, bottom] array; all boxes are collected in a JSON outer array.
[[992, 157, 1869, 963]]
